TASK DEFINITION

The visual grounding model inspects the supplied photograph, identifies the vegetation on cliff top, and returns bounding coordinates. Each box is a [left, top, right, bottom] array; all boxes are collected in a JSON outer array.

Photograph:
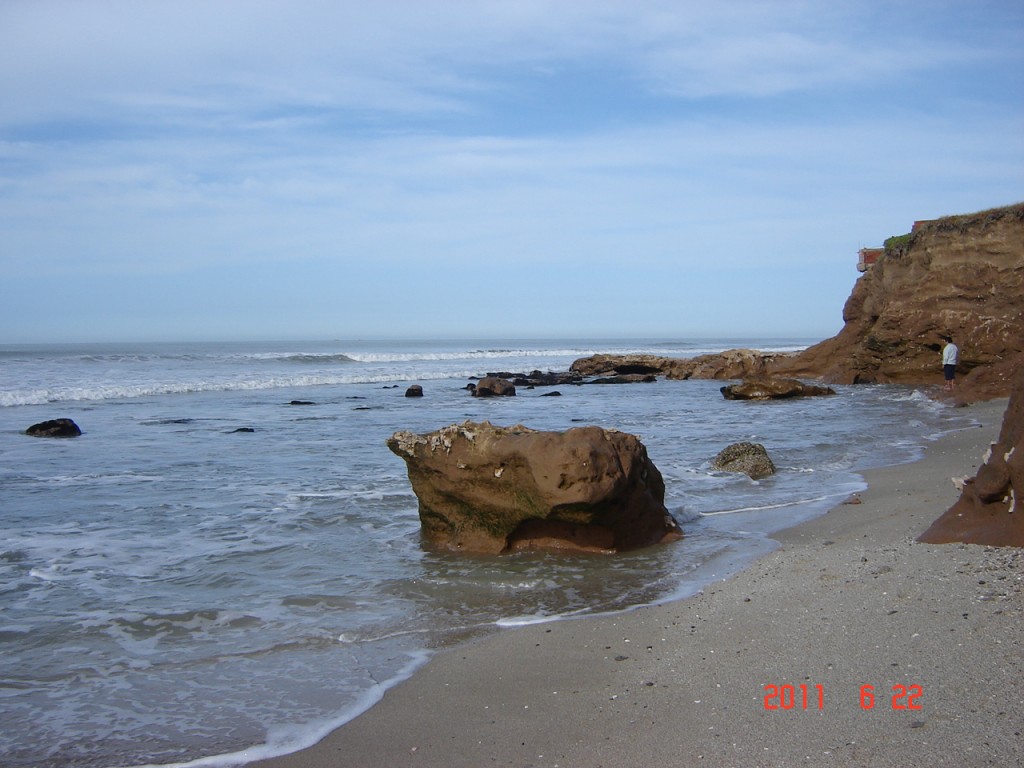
[[884, 201, 1024, 258]]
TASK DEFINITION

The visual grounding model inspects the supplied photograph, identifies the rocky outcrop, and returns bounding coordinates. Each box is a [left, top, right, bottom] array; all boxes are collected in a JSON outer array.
[[386, 421, 682, 554], [592, 373, 657, 385], [569, 204, 1024, 402], [919, 367, 1024, 547], [405, 385, 424, 398], [570, 349, 785, 381], [570, 354, 668, 377], [720, 378, 835, 400], [711, 442, 776, 480], [774, 203, 1024, 399], [25, 418, 81, 437], [511, 370, 584, 388]]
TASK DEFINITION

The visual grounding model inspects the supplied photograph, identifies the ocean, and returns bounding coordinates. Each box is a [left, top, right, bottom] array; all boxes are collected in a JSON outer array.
[[0, 338, 969, 768]]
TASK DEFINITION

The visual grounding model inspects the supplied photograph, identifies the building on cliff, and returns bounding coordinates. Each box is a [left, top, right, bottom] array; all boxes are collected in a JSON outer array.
[[856, 247, 883, 272], [858, 219, 937, 271]]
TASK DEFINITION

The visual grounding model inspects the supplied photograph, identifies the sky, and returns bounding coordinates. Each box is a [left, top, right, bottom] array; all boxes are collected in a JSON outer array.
[[1, 0, 1022, 344]]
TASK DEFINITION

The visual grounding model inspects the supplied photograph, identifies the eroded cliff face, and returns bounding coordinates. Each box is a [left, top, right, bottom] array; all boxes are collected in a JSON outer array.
[[919, 366, 1024, 547], [776, 203, 1024, 399], [571, 204, 1023, 400]]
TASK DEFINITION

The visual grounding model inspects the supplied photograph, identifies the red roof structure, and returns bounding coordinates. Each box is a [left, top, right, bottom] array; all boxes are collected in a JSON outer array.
[[857, 247, 883, 272]]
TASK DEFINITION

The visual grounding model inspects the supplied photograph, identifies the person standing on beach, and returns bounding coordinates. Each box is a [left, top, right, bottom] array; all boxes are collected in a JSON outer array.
[[941, 335, 959, 390]]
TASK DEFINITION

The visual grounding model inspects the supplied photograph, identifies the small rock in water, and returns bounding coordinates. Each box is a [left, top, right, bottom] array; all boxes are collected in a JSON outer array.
[[472, 377, 516, 397], [711, 442, 776, 480], [25, 418, 82, 438]]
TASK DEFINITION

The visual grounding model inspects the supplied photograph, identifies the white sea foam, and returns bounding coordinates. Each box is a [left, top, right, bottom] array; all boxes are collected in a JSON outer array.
[[494, 608, 591, 627], [119, 650, 433, 768], [495, 614, 562, 627], [700, 493, 843, 516]]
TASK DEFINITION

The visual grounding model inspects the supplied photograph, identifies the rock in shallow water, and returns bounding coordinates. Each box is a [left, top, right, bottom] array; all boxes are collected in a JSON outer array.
[[25, 418, 82, 438], [721, 378, 835, 400], [386, 420, 683, 554], [472, 377, 516, 397], [711, 442, 776, 480]]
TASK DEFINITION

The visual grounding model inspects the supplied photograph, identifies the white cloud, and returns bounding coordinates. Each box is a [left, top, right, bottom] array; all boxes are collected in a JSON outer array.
[[2, 106, 1016, 283], [0, 0, 1021, 341], [4, 0, 1011, 127]]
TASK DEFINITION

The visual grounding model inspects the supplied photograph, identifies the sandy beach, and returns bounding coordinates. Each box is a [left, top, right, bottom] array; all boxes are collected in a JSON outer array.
[[251, 397, 1022, 768]]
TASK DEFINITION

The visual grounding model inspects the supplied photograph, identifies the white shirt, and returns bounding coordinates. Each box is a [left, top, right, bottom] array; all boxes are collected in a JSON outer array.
[[942, 343, 959, 365]]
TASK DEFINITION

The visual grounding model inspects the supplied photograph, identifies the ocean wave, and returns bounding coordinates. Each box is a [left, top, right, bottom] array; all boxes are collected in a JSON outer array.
[[344, 347, 603, 363], [346, 343, 810, 363], [494, 607, 592, 627], [117, 649, 433, 768], [671, 506, 703, 524], [107, 610, 263, 642], [700, 490, 853, 516], [0, 370, 486, 406], [245, 353, 357, 364]]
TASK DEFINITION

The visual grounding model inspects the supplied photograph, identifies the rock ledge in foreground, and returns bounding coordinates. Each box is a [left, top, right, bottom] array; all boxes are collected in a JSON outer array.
[[919, 367, 1024, 547]]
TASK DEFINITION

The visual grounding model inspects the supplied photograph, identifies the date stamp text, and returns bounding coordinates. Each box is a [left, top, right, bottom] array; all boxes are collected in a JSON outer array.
[[763, 683, 923, 711]]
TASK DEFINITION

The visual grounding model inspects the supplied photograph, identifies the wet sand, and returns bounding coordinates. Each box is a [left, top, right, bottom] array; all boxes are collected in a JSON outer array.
[[251, 397, 1022, 768]]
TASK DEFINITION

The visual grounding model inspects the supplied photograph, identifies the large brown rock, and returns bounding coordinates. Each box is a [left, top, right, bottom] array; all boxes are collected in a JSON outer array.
[[472, 377, 516, 397], [386, 421, 682, 554], [569, 349, 785, 381], [918, 367, 1024, 547], [673, 349, 784, 380]]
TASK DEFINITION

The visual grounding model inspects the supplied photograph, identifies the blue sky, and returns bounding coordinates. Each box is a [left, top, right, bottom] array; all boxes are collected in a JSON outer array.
[[1, 0, 1022, 344]]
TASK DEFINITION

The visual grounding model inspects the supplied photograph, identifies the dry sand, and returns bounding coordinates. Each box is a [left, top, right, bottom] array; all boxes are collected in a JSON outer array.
[[251, 398, 1022, 768]]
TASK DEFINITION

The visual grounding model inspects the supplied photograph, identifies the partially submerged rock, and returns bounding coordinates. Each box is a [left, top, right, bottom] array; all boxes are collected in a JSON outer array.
[[25, 418, 81, 438], [570, 354, 668, 377], [591, 373, 657, 385], [472, 377, 516, 397], [721, 378, 835, 400], [386, 421, 682, 554], [570, 349, 785, 381], [510, 370, 584, 388], [711, 442, 776, 480]]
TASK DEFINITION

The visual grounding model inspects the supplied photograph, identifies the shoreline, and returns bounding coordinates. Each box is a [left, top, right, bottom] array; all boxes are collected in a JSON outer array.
[[247, 397, 1022, 768]]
